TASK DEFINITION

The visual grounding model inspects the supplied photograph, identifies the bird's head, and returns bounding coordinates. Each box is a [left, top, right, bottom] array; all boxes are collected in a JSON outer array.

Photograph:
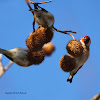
[[80, 36, 91, 46]]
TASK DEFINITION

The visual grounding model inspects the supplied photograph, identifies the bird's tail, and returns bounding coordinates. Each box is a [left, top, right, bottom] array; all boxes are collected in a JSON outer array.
[[0, 48, 13, 61], [0, 48, 6, 54]]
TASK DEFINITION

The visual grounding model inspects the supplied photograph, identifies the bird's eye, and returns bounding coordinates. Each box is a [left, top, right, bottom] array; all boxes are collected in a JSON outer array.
[[85, 38, 90, 45], [84, 37, 86, 39]]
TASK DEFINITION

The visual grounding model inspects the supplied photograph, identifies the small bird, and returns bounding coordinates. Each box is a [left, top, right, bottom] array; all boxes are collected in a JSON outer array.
[[0, 47, 45, 67], [30, 8, 55, 28], [60, 36, 91, 83]]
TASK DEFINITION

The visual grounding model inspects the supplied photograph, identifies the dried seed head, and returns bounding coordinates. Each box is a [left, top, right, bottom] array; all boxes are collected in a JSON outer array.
[[66, 40, 84, 57], [60, 54, 76, 72], [36, 26, 54, 43], [27, 49, 45, 65], [26, 27, 54, 51], [44, 27, 54, 43], [43, 42, 55, 56], [26, 32, 45, 51]]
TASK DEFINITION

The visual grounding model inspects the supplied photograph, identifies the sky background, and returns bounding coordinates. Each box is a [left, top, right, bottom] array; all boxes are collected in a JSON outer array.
[[0, 0, 100, 100]]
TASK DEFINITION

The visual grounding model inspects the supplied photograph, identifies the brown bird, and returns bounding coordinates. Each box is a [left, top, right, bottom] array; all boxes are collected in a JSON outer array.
[[0, 47, 45, 67], [60, 36, 91, 83]]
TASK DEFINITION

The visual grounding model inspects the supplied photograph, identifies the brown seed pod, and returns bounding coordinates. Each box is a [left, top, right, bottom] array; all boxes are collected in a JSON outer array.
[[27, 49, 45, 65], [44, 27, 54, 43], [42, 42, 55, 56], [36, 26, 54, 43], [26, 32, 45, 51], [26, 27, 54, 51], [60, 54, 76, 72], [66, 40, 84, 57]]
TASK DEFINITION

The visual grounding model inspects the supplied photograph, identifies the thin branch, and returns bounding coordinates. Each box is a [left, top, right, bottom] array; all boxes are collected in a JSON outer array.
[[25, 0, 35, 32], [0, 54, 5, 76], [91, 93, 100, 100], [28, 0, 52, 4], [4, 61, 13, 71], [0, 54, 3, 66], [0, 54, 13, 77], [53, 26, 76, 40], [25, 0, 34, 15]]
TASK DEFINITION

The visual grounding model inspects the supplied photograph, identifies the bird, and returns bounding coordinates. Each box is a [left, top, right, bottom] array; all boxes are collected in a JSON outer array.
[[0, 47, 45, 67], [30, 8, 55, 28], [66, 36, 91, 57], [60, 36, 91, 83]]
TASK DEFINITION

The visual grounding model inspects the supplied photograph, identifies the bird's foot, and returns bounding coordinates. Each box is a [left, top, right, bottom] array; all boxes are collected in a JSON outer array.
[[67, 75, 73, 83]]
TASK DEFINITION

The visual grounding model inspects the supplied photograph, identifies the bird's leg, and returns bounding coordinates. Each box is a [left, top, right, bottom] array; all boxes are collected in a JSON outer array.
[[33, 18, 35, 32], [67, 65, 83, 83]]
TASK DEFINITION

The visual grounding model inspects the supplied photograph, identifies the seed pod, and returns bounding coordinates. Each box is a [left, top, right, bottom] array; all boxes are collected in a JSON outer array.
[[60, 54, 76, 72], [27, 49, 45, 65], [44, 27, 54, 43], [43, 42, 55, 56], [26, 27, 54, 51], [66, 40, 84, 57], [26, 32, 45, 51], [36, 27, 54, 43]]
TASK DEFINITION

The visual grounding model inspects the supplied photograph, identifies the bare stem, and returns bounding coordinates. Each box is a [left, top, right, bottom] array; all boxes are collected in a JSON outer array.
[[28, 0, 52, 4], [53, 27, 76, 40], [0, 54, 3, 66], [25, 0, 36, 32], [4, 61, 13, 71], [25, 0, 34, 15], [0, 54, 13, 77]]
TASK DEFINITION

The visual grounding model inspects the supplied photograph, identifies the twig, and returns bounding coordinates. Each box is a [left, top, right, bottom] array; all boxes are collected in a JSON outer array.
[[91, 93, 100, 100], [0, 54, 13, 77], [25, 0, 35, 32], [4, 61, 13, 71], [28, 0, 52, 4], [25, 0, 34, 15], [53, 26, 76, 40]]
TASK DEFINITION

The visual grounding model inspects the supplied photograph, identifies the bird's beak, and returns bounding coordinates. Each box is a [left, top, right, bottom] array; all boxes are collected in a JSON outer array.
[[81, 37, 86, 42], [81, 37, 84, 40]]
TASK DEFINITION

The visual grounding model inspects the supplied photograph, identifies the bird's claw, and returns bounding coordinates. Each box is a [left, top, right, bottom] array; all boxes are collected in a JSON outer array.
[[67, 75, 73, 83], [67, 78, 72, 83]]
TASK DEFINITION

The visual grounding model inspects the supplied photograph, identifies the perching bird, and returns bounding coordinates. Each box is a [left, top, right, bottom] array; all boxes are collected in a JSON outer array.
[[30, 8, 54, 28], [60, 36, 91, 83], [0, 47, 45, 67]]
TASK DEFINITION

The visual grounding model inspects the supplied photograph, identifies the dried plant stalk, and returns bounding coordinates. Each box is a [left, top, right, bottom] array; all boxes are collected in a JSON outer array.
[[0, 54, 13, 77], [53, 27, 76, 40], [28, 0, 52, 4]]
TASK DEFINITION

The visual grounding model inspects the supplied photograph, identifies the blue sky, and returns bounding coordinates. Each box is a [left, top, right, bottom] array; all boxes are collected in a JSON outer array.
[[0, 0, 100, 100]]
